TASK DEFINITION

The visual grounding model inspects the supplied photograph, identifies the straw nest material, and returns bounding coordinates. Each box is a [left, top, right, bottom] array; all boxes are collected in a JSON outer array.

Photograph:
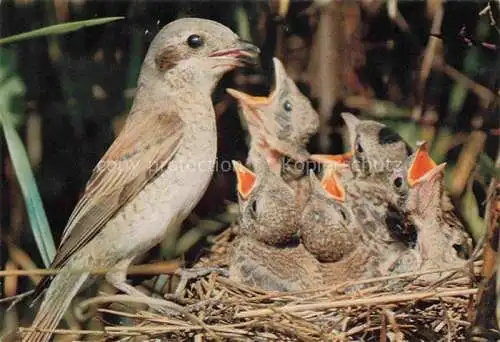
[[83, 228, 481, 342]]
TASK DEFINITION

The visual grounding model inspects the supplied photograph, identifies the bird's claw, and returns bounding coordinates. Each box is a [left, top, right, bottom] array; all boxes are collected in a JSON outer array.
[[169, 267, 229, 298], [148, 300, 182, 316]]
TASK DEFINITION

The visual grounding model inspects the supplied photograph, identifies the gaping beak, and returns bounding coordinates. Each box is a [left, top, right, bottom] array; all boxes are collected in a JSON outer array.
[[268, 57, 287, 101], [407, 142, 445, 187], [209, 40, 260, 66], [232, 160, 257, 200], [310, 153, 353, 166], [226, 88, 269, 107], [320, 165, 346, 202], [226, 88, 267, 132]]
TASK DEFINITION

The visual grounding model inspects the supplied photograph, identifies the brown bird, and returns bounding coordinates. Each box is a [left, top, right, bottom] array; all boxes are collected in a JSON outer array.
[[302, 167, 418, 283], [231, 155, 298, 245], [310, 113, 419, 248], [229, 235, 323, 291], [309, 155, 418, 274], [23, 18, 259, 342], [226, 57, 319, 174], [227, 57, 319, 215], [333, 112, 413, 181], [229, 164, 411, 291], [300, 165, 358, 263], [230, 158, 321, 291], [403, 142, 472, 279]]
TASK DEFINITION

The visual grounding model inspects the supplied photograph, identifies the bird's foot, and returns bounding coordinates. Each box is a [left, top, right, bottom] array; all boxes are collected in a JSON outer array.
[[147, 298, 184, 316], [167, 267, 229, 299]]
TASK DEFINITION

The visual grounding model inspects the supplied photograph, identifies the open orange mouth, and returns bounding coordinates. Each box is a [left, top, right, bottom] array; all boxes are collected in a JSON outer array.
[[320, 166, 345, 201], [232, 160, 256, 199], [407, 142, 437, 187], [310, 152, 353, 166], [226, 88, 266, 128]]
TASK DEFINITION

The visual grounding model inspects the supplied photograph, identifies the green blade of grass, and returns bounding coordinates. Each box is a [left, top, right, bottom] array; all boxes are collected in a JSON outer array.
[[460, 179, 485, 243], [479, 153, 500, 180], [0, 17, 124, 46], [1, 112, 55, 267]]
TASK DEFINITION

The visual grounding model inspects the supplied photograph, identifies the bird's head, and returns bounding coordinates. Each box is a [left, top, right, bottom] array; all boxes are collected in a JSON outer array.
[[404, 141, 446, 217], [404, 142, 472, 262], [142, 18, 259, 91], [227, 57, 319, 166], [300, 167, 357, 262], [341, 113, 413, 177], [232, 154, 299, 245]]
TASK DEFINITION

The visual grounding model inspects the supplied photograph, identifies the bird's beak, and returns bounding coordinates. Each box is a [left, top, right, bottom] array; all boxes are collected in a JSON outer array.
[[341, 112, 360, 151], [268, 57, 287, 101], [407, 142, 445, 187], [226, 88, 267, 133], [226, 88, 269, 107], [209, 40, 260, 66], [263, 137, 311, 163], [236, 40, 261, 65], [232, 160, 256, 200], [310, 153, 353, 166], [320, 165, 346, 202]]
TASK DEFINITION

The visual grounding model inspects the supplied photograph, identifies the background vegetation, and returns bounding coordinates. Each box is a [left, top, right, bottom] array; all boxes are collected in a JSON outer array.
[[0, 0, 498, 339]]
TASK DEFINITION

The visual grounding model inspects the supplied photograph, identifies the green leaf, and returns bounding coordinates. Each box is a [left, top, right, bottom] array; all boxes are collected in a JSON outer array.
[[0, 17, 124, 46], [1, 112, 55, 267], [479, 153, 500, 180], [429, 127, 454, 164], [235, 6, 252, 42], [0, 49, 26, 125], [460, 179, 485, 243]]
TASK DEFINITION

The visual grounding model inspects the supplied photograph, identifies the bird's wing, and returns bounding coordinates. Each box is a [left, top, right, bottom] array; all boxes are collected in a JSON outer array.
[[53, 109, 184, 270]]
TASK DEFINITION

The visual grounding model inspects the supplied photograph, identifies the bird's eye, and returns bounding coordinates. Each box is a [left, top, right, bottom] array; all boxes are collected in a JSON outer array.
[[453, 243, 469, 260], [249, 199, 257, 219], [393, 177, 403, 188], [283, 100, 292, 112], [187, 34, 204, 48], [356, 140, 364, 153], [312, 211, 321, 222]]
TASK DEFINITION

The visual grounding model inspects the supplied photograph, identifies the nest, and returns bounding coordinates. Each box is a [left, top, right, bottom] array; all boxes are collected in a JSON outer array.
[[90, 229, 481, 341]]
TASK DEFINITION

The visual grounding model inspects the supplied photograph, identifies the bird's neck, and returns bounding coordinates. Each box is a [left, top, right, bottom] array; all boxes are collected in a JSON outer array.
[[132, 77, 216, 121], [138, 62, 219, 98]]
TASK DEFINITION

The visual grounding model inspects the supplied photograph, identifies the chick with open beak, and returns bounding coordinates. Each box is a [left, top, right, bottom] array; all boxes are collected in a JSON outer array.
[[227, 57, 319, 175], [404, 142, 472, 279]]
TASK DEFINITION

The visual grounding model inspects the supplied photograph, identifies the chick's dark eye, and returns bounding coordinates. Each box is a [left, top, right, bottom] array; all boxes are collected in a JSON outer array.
[[283, 100, 292, 112], [356, 140, 364, 153], [187, 34, 203, 48], [249, 199, 257, 219], [393, 177, 403, 188], [311, 211, 321, 222], [340, 209, 347, 220]]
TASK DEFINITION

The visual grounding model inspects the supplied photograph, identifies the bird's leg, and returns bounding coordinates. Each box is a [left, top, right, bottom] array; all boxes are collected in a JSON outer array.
[[105, 260, 181, 316], [105, 263, 217, 330], [166, 267, 229, 299], [165, 267, 229, 312]]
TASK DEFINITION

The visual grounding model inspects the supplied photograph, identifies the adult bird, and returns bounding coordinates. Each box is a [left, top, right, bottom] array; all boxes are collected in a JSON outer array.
[[22, 18, 259, 342]]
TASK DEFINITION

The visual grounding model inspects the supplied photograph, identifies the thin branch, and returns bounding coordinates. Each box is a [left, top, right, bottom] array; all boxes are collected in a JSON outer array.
[[234, 288, 478, 319], [0, 261, 180, 277]]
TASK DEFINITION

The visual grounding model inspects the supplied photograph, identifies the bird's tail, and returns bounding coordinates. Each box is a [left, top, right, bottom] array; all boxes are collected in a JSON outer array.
[[22, 271, 88, 342]]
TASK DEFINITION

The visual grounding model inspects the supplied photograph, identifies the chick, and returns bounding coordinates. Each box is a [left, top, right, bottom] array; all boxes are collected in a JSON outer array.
[[402, 142, 472, 278], [231, 154, 299, 245], [227, 57, 319, 214], [229, 156, 322, 291]]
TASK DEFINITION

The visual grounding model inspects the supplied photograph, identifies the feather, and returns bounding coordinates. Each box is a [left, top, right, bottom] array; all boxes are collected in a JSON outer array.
[[33, 110, 183, 299]]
